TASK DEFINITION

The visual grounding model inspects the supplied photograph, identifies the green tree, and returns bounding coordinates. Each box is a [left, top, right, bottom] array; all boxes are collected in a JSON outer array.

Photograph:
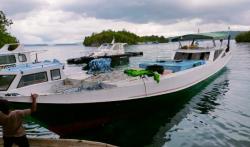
[[83, 30, 168, 46], [0, 10, 18, 48]]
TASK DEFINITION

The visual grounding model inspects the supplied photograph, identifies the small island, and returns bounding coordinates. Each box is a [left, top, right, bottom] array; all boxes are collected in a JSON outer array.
[[235, 31, 250, 43], [83, 30, 169, 46], [0, 11, 18, 50]]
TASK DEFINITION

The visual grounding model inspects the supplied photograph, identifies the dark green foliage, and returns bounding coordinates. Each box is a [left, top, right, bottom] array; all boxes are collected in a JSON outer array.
[[83, 30, 169, 46], [0, 31, 18, 49], [0, 11, 18, 48], [140, 35, 168, 43], [235, 31, 250, 43]]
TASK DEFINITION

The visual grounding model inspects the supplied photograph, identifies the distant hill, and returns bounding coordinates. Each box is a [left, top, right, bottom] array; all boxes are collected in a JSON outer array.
[[53, 43, 81, 46], [83, 30, 169, 46], [24, 44, 49, 46], [24, 42, 82, 46]]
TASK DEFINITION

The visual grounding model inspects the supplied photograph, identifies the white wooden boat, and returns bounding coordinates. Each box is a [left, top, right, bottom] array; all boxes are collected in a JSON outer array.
[[0, 33, 232, 104], [0, 44, 32, 68], [0, 44, 46, 69]]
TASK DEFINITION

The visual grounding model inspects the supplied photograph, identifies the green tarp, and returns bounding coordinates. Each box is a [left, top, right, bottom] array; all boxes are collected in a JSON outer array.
[[124, 69, 160, 83]]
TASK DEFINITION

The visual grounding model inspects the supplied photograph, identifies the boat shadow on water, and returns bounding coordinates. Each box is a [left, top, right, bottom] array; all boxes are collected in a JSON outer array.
[[12, 67, 230, 147]]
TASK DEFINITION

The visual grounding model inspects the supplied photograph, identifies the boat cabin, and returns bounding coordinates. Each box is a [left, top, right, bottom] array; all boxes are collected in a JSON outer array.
[[173, 48, 225, 62], [172, 32, 230, 62], [139, 32, 230, 73], [0, 44, 32, 69], [0, 60, 65, 93]]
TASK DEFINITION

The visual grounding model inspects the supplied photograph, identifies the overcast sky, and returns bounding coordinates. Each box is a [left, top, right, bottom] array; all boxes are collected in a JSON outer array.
[[1, 0, 250, 44]]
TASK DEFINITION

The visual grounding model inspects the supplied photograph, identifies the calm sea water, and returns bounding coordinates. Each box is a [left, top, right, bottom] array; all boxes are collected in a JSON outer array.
[[10, 42, 250, 146]]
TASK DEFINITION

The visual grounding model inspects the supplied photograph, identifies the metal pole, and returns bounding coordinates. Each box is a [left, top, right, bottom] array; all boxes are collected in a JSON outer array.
[[35, 53, 38, 63]]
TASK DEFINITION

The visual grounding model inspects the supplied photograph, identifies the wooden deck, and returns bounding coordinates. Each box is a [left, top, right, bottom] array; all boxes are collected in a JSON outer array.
[[0, 138, 116, 147]]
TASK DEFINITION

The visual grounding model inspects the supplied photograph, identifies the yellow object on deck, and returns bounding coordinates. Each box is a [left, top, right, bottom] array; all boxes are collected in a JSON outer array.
[[0, 138, 117, 147]]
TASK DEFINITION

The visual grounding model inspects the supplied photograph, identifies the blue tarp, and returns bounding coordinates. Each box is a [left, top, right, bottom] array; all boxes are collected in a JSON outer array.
[[139, 60, 205, 73], [87, 58, 112, 74]]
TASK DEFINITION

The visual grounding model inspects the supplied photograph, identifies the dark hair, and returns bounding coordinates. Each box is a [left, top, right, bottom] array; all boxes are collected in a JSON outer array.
[[0, 99, 10, 114]]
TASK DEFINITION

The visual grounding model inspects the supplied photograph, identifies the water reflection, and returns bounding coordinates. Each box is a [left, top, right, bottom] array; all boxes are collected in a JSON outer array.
[[146, 68, 230, 147], [195, 78, 229, 114], [0, 120, 59, 139], [67, 68, 230, 147]]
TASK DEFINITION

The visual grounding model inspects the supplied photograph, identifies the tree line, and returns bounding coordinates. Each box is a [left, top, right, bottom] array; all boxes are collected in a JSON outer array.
[[83, 30, 169, 46], [235, 31, 250, 43]]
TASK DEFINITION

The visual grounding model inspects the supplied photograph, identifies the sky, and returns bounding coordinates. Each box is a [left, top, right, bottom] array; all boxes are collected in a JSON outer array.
[[0, 0, 250, 44]]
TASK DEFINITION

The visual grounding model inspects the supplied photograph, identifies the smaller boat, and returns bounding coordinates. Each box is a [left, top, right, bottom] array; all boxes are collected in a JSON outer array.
[[0, 44, 32, 68], [0, 44, 46, 69], [88, 39, 127, 57], [0, 59, 65, 95], [67, 40, 143, 65]]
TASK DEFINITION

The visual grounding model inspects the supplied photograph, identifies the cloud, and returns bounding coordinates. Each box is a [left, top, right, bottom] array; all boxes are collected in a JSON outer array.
[[9, 9, 249, 44], [1, 0, 250, 43], [0, 0, 48, 16], [60, 0, 250, 25]]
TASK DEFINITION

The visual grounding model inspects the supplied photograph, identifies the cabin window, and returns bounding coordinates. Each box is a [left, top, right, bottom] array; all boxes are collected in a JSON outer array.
[[0, 55, 16, 65], [191, 53, 200, 60], [51, 69, 61, 80], [18, 72, 48, 88], [174, 52, 210, 60], [174, 53, 188, 60], [214, 50, 223, 61], [18, 54, 27, 62], [0, 75, 16, 91]]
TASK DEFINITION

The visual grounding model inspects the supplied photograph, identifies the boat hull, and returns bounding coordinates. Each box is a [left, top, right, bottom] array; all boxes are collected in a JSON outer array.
[[4, 51, 232, 104]]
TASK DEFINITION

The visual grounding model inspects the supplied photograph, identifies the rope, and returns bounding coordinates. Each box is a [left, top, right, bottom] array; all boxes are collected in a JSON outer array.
[[141, 76, 147, 96]]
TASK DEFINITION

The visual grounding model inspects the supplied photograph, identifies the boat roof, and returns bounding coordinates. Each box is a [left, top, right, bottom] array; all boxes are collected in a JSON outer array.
[[0, 60, 63, 74], [0, 44, 47, 55], [171, 32, 228, 41]]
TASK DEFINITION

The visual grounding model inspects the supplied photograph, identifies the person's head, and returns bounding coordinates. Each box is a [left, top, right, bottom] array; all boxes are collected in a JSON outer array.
[[0, 99, 10, 115]]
